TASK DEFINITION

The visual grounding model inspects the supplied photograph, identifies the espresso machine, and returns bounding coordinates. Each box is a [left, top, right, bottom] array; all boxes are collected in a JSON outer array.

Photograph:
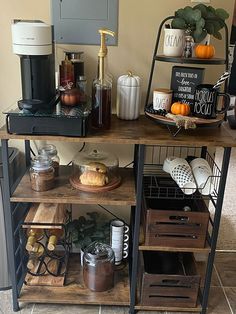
[[11, 20, 56, 112], [7, 20, 89, 136]]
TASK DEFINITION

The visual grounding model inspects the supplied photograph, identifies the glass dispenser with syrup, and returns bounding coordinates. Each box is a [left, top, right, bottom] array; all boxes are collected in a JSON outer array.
[[91, 29, 115, 130]]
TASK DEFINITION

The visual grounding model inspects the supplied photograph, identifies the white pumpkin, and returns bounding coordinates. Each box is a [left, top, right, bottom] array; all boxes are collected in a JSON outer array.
[[116, 71, 141, 120]]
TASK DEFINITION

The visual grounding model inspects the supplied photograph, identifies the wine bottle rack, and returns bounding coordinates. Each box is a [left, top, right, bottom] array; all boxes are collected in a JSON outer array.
[[21, 203, 72, 287]]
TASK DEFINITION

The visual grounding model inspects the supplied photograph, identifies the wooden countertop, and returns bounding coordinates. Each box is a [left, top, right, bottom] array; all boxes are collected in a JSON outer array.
[[0, 115, 235, 147]]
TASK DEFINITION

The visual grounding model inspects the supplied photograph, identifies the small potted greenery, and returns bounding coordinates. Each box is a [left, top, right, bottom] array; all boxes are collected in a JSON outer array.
[[171, 4, 229, 43]]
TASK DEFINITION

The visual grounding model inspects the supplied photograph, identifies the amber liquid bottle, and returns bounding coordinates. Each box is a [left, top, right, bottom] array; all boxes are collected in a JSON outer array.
[[91, 79, 112, 130]]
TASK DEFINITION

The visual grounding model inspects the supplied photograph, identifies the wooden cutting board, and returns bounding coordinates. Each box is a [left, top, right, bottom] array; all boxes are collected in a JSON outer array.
[[23, 203, 67, 229]]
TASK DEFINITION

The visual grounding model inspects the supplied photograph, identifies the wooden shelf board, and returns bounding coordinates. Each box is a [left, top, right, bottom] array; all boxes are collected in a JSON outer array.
[[11, 166, 136, 206], [19, 254, 130, 306], [135, 304, 201, 312], [0, 116, 235, 148], [139, 243, 211, 253], [22, 203, 66, 229]]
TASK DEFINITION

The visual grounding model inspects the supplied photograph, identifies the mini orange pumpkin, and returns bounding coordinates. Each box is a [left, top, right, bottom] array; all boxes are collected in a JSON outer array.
[[195, 43, 215, 59], [171, 102, 190, 116]]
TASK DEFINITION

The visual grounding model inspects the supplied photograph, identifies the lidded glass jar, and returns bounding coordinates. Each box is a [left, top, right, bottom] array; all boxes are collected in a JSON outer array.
[[83, 242, 115, 292], [72, 149, 119, 187], [30, 155, 55, 192], [38, 144, 60, 176]]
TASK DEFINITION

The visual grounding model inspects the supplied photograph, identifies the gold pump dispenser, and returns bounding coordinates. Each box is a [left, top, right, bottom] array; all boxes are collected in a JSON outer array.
[[91, 29, 115, 130]]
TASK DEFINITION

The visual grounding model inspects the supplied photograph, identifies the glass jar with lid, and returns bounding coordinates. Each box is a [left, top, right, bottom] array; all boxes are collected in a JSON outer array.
[[38, 144, 60, 176], [83, 242, 115, 292], [71, 149, 119, 189], [30, 155, 55, 192]]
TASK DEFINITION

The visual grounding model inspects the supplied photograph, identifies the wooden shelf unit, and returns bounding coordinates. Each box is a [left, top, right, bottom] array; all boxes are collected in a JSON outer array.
[[0, 115, 235, 313]]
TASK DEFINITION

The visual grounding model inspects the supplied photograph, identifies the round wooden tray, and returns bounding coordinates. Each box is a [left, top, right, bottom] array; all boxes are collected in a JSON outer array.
[[145, 112, 224, 128], [70, 174, 122, 193]]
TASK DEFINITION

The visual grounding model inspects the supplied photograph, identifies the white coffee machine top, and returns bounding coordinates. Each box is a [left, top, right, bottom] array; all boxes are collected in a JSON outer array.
[[11, 20, 52, 56]]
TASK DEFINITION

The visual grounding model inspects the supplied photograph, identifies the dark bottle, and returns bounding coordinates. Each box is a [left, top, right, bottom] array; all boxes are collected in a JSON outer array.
[[91, 79, 112, 130]]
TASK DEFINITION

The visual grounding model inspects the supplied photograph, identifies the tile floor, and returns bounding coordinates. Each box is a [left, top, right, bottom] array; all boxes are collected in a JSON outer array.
[[0, 252, 235, 314]]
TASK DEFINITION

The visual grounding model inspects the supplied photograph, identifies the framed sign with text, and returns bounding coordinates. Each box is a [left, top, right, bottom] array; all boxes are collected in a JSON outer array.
[[170, 66, 205, 106]]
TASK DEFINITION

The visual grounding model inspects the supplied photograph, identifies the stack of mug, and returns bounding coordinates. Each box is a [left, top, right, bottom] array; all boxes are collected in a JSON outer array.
[[110, 219, 129, 266]]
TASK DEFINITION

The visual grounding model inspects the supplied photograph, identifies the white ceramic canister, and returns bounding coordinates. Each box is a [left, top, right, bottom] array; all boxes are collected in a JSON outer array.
[[116, 71, 141, 120], [153, 88, 173, 111], [163, 28, 185, 57]]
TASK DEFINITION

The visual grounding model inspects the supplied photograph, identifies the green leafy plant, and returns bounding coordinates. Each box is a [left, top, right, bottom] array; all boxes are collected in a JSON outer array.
[[67, 211, 110, 248], [171, 4, 229, 42]]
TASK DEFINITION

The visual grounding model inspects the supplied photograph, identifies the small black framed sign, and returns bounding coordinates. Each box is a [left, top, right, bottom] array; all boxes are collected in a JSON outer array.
[[170, 66, 205, 106]]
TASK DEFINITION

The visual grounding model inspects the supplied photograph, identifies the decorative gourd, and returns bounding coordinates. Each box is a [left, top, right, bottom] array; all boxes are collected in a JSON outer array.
[[116, 71, 141, 120], [171, 102, 190, 116], [195, 43, 215, 59]]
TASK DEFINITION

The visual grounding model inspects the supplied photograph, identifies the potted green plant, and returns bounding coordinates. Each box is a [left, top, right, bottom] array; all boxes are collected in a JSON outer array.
[[171, 4, 229, 43]]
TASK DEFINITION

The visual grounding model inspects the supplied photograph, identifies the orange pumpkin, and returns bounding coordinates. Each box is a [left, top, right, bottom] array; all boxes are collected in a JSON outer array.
[[195, 43, 215, 59], [171, 102, 190, 116]]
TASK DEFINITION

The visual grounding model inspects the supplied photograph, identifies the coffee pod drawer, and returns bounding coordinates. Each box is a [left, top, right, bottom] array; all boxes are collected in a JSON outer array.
[[142, 197, 209, 248], [138, 251, 200, 308]]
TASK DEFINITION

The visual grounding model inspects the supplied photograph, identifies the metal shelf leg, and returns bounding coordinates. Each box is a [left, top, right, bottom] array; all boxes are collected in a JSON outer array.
[[1, 139, 20, 311], [201, 147, 231, 314], [129, 144, 145, 314]]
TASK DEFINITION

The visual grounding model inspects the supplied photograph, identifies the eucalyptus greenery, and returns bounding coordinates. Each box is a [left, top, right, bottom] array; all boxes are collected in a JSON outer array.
[[67, 211, 110, 249], [171, 4, 229, 43]]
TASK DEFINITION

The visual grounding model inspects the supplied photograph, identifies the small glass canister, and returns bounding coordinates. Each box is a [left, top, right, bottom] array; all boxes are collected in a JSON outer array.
[[30, 155, 55, 192], [38, 144, 60, 176], [83, 242, 115, 292]]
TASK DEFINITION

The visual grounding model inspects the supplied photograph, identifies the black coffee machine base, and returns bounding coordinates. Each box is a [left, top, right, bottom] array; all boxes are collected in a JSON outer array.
[[6, 114, 90, 137]]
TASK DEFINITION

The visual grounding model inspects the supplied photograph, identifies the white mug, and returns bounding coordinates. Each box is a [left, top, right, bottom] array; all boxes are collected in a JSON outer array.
[[163, 28, 185, 57], [110, 219, 129, 265]]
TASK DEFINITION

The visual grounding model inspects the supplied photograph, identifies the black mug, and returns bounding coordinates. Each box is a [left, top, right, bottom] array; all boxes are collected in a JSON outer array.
[[192, 84, 230, 119]]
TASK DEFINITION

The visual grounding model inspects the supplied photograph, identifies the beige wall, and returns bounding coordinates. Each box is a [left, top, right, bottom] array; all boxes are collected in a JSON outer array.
[[0, 0, 235, 248]]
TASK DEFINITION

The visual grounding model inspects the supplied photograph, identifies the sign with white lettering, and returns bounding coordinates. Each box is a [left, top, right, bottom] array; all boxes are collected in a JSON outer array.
[[170, 66, 205, 106]]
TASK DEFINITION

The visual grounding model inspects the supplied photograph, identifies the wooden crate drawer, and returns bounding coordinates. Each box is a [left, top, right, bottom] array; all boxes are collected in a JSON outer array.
[[139, 251, 200, 308], [142, 198, 209, 248]]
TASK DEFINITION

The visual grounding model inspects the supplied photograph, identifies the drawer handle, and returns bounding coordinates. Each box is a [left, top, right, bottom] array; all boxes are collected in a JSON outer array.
[[155, 233, 198, 239], [150, 283, 191, 289], [156, 221, 201, 227], [162, 279, 179, 284], [169, 215, 189, 221], [149, 295, 190, 299]]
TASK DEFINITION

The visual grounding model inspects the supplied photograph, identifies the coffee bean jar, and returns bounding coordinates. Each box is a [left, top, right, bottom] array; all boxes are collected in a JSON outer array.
[[38, 144, 60, 176], [30, 155, 55, 192], [83, 242, 115, 292]]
